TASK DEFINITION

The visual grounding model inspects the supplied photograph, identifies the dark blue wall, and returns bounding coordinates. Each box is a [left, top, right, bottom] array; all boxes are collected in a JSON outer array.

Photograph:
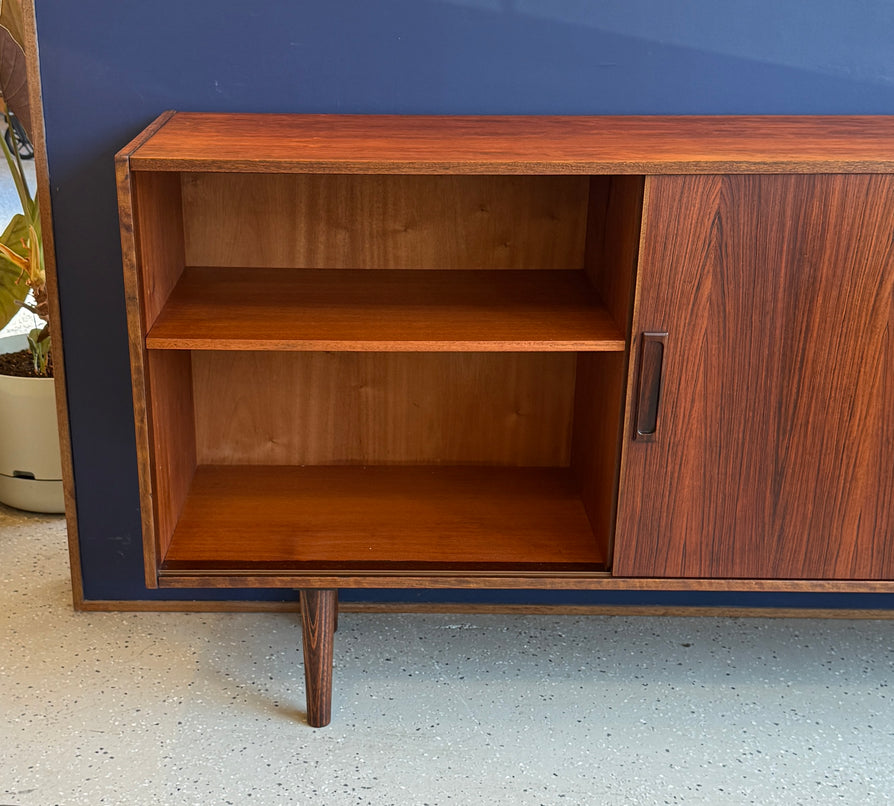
[[35, 1, 894, 605]]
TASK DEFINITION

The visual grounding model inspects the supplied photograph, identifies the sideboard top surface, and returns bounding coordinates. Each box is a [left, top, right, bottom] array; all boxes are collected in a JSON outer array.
[[118, 112, 894, 174]]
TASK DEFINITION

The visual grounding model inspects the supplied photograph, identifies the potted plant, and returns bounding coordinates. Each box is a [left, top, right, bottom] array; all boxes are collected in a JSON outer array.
[[0, 0, 63, 513]]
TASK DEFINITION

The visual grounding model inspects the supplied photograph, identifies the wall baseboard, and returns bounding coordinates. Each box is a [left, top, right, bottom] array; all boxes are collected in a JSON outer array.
[[75, 599, 894, 620]]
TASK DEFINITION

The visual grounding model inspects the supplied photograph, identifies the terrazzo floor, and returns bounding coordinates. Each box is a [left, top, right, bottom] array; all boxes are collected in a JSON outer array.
[[1, 503, 893, 805]]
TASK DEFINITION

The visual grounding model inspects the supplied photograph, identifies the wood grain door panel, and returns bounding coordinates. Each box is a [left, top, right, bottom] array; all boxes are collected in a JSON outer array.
[[615, 174, 894, 579]]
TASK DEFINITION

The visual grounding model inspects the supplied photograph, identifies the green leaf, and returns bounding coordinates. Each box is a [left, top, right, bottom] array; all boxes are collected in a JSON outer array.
[[0, 260, 27, 329], [0, 211, 30, 329], [0, 209, 28, 254]]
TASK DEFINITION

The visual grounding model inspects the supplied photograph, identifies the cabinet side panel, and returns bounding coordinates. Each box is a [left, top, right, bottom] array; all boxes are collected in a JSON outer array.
[[146, 351, 197, 561], [615, 174, 894, 580], [181, 174, 589, 269], [132, 172, 185, 328], [192, 352, 575, 467], [125, 170, 187, 580], [116, 159, 158, 587]]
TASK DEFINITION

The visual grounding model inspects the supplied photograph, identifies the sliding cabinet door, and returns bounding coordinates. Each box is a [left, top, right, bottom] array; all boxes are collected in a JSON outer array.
[[615, 174, 894, 580]]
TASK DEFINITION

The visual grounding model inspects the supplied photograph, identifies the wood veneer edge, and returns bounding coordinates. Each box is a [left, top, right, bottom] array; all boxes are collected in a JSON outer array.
[[153, 573, 894, 592], [610, 175, 653, 575], [146, 338, 626, 352], [114, 110, 177, 164], [602, 176, 646, 570], [130, 158, 894, 176], [23, 1, 85, 607], [116, 141, 172, 590]]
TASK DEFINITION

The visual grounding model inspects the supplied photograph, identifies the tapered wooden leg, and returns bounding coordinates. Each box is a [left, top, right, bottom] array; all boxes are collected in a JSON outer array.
[[300, 588, 337, 727]]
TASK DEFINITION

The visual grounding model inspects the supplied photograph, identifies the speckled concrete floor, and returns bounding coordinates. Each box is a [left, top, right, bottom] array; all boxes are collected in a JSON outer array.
[[1, 503, 893, 805]]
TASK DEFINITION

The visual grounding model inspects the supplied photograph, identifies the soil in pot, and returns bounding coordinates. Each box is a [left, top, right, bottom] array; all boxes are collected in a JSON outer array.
[[0, 348, 53, 378]]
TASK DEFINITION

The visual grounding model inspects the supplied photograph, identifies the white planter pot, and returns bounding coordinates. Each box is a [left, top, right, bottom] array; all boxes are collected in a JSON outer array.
[[0, 334, 64, 513]]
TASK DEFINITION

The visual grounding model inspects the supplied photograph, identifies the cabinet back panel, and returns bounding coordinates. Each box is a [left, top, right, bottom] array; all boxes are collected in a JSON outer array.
[[192, 352, 576, 466], [181, 173, 589, 269]]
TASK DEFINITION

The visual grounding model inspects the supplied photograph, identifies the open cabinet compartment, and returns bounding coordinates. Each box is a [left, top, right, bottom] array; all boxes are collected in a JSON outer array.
[[128, 169, 644, 587]]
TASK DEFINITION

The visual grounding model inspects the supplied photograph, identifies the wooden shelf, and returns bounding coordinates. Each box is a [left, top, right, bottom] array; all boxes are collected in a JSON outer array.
[[146, 268, 625, 352], [160, 465, 607, 576]]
